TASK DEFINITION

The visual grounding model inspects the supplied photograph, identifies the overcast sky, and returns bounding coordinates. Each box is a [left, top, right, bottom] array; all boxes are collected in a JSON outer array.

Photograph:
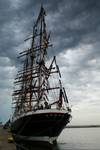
[[0, 0, 100, 125]]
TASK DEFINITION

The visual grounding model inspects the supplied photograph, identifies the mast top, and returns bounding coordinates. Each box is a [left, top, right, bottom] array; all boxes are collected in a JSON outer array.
[[35, 5, 46, 27]]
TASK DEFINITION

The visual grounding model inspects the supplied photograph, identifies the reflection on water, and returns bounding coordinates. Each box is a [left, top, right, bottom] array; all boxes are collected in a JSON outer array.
[[15, 141, 61, 150], [25, 145, 60, 150]]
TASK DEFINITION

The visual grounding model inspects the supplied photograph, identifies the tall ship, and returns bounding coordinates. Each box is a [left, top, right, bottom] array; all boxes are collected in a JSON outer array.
[[11, 6, 71, 145]]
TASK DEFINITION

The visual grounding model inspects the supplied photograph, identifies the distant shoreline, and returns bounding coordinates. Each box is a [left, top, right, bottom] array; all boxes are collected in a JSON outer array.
[[66, 125, 100, 128]]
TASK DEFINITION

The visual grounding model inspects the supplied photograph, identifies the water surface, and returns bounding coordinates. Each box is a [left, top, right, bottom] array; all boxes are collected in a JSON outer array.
[[57, 128, 100, 150], [17, 128, 100, 150]]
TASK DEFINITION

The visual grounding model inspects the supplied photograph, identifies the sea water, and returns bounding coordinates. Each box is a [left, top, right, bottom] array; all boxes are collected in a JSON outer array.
[[57, 128, 100, 150], [23, 128, 100, 150]]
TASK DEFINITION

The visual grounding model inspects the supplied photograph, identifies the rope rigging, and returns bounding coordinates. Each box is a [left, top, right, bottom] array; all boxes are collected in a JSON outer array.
[[12, 5, 69, 116]]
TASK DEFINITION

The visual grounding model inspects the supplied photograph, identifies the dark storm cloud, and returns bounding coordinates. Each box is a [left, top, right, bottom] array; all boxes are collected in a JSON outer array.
[[0, 0, 18, 62], [1, 0, 100, 64], [48, 0, 100, 53]]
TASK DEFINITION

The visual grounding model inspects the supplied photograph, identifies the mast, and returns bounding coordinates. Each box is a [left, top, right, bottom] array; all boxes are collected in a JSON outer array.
[[38, 6, 45, 102], [12, 6, 69, 116]]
